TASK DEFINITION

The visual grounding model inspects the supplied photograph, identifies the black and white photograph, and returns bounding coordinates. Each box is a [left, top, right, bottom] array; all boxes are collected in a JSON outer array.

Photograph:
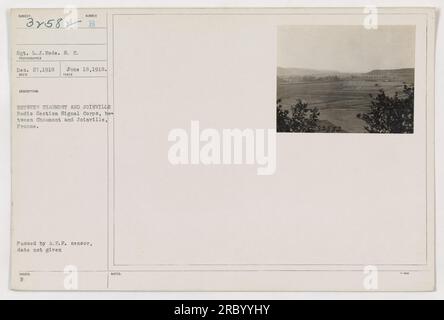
[[0, 4, 441, 301], [277, 26, 415, 133]]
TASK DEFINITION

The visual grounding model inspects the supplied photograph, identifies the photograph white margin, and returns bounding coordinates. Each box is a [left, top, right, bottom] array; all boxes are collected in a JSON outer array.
[[0, 0, 443, 300]]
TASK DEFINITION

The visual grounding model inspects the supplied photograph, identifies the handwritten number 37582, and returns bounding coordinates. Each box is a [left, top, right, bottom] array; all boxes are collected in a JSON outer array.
[[26, 17, 81, 29]]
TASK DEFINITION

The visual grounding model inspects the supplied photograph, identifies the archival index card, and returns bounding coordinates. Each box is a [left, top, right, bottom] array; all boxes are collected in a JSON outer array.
[[10, 7, 436, 291]]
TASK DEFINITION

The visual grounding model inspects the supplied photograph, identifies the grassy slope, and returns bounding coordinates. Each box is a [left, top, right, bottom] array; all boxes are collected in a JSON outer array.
[[277, 69, 414, 133]]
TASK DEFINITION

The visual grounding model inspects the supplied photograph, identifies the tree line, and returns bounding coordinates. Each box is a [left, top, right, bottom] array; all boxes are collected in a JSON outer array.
[[277, 84, 414, 134]]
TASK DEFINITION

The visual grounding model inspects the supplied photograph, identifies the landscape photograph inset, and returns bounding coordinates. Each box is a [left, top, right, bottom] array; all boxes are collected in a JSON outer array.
[[277, 26, 415, 133]]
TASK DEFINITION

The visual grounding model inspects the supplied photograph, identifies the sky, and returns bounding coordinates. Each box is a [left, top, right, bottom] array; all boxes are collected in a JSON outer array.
[[278, 26, 416, 73]]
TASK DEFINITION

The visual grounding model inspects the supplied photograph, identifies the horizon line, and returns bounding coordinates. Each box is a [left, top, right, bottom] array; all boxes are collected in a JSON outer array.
[[277, 66, 415, 74]]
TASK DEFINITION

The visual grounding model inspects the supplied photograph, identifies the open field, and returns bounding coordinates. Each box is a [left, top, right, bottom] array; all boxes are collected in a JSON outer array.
[[277, 69, 414, 133]]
